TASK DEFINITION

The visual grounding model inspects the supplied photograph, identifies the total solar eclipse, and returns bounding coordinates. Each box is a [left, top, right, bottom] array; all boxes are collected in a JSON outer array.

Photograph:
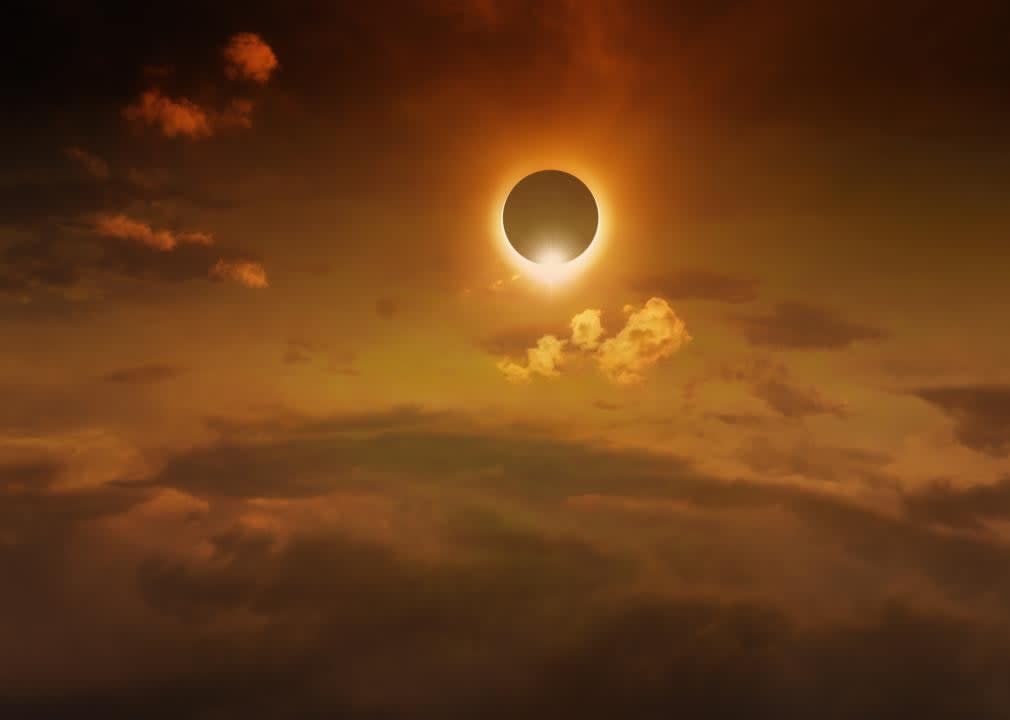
[[502, 170, 599, 264]]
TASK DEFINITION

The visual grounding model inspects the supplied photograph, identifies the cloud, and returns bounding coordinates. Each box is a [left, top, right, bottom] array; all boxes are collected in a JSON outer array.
[[100, 364, 186, 385], [496, 335, 566, 383], [223, 33, 279, 84], [90, 213, 214, 252], [209, 259, 269, 288], [733, 302, 887, 350], [123, 89, 213, 139], [737, 436, 894, 486], [123, 91, 258, 140], [597, 298, 691, 385], [375, 296, 400, 318], [64, 147, 109, 180], [283, 339, 357, 375], [124, 32, 271, 140], [905, 476, 1010, 531], [10, 407, 1010, 715], [570, 309, 604, 350], [495, 298, 690, 385], [914, 385, 1010, 456], [215, 98, 254, 130], [722, 356, 846, 419], [633, 268, 758, 303]]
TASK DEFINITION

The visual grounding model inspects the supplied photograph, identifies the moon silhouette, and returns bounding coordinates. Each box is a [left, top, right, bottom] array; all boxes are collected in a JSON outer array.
[[502, 170, 599, 264]]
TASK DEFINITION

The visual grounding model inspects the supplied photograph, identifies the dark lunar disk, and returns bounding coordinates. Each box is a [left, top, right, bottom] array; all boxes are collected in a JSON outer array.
[[502, 170, 598, 263]]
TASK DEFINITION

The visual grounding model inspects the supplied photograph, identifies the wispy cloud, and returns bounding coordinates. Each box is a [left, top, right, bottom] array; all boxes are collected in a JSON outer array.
[[64, 147, 110, 180], [210, 259, 269, 288], [90, 213, 214, 252]]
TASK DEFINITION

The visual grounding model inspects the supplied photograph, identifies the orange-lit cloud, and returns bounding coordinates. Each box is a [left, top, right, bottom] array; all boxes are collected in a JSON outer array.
[[570, 308, 604, 350], [210, 259, 269, 288], [496, 335, 566, 383], [91, 214, 214, 251], [223, 33, 279, 84], [123, 89, 213, 139], [596, 298, 691, 385], [123, 91, 259, 139], [216, 98, 254, 130], [64, 147, 110, 180], [497, 298, 690, 385]]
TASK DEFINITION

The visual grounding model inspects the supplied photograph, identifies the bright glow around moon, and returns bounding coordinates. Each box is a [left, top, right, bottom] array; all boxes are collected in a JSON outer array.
[[493, 168, 607, 286]]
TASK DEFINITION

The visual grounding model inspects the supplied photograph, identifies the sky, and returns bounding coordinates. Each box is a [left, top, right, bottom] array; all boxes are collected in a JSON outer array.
[[4, 1, 1010, 716]]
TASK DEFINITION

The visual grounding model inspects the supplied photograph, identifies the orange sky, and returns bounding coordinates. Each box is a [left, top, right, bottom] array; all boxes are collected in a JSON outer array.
[[4, 1, 1010, 716]]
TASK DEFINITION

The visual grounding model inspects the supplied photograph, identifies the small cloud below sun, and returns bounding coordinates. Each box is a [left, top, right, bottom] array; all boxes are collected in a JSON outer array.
[[497, 298, 690, 386]]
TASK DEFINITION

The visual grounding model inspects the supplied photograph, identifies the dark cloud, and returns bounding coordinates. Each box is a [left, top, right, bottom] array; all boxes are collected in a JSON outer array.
[[706, 412, 769, 427], [733, 302, 888, 350], [738, 436, 894, 486], [375, 296, 400, 318], [0, 220, 266, 307], [593, 400, 622, 411], [7, 407, 1010, 715], [282, 338, 356, 374], [633, 268, 759, 303], [64, 147, 110, 180], [905, 476, 1010, 531], [100, 364, 186, 384], [721, 357, 846, 419], [0, 152, 259, 307], [756, 375, 846, 418], [915, 385, 1010, 456]]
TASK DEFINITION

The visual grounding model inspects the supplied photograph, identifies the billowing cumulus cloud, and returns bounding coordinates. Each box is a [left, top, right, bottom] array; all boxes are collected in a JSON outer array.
[[91, 214, 214, 252], [123, 89, 213, 139], [596, 298, 691, 385], [223, 33, 279, 84], [570, 308, 604, 350], [210, 258, 269, 288], [496, 335, 566, 383], [497, 298, 690, 385]]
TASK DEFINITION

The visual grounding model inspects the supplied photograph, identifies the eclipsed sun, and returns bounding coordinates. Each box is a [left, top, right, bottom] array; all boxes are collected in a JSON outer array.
[[498, 169, 604, 285]]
